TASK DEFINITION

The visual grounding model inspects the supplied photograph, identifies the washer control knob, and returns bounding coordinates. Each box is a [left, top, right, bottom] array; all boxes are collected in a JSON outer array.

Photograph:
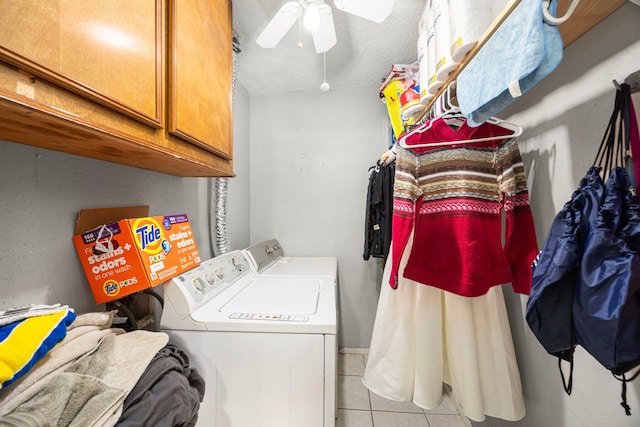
[[204, 272, 217, 286], [266, 247, 273, 255], [191, 278, 205, 293], [231, 257, 244, 272]]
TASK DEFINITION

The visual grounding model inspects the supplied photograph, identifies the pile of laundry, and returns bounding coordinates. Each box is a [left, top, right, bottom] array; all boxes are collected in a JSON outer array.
[[0, 304, 204, 426]]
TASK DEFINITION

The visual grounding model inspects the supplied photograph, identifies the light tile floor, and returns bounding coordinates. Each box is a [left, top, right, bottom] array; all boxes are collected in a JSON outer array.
[[337, 351, 472, 427]]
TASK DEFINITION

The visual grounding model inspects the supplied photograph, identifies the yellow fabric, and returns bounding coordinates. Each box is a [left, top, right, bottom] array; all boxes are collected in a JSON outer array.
[[0, 309, 74, 390]]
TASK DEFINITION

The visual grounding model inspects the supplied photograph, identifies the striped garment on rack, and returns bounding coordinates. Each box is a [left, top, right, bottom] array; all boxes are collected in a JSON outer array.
[[389, 120, 538, 297]]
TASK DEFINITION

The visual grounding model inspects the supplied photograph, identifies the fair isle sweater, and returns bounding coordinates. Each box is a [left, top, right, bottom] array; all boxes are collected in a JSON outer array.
[[390, 118, 538, 297]]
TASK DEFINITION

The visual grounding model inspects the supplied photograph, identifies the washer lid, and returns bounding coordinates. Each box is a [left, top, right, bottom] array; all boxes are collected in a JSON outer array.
[[263, 257, 337, 278], [219, 277, 320, 314]]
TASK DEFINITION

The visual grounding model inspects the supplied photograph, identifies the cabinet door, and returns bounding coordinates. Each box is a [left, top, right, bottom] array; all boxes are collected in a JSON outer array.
[[0, 0, 162, 127], [168, 0, 233, 159]]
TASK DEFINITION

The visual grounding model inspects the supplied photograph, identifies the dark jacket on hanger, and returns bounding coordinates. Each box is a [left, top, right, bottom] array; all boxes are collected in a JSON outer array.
[[364, 161, 395, 261]]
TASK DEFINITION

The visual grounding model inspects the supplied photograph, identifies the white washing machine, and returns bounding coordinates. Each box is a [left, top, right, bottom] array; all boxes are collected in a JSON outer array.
[[160, 249, 337, 427]]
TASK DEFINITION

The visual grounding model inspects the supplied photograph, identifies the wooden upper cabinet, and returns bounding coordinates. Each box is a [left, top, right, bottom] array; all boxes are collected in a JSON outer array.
[[168, 0, 233, 160], [0, 0, 162, 127], [0, 0, 234, 177]]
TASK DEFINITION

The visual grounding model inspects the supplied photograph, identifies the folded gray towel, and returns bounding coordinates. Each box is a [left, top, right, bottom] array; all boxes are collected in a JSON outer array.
[[1, 330, 168, 427], [0, 411, 46, 427], [6, 373, 124, 427], [457, 0, 563, 126], [0, 313, 118, 415]]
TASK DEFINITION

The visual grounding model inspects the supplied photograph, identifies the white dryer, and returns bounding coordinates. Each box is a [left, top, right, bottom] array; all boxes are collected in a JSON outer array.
[[244, 239, 338, 280], [244, 239, 339, 422], [161, 250, 337, 427]]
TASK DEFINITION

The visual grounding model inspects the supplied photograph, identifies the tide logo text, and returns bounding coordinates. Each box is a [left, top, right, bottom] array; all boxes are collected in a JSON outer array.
[[136, 224, 161, 250], [132, 218, 165, 255]]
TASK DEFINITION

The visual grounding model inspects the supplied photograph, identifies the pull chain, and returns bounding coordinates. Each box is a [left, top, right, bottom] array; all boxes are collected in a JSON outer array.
[[320, 51, 330, 92]]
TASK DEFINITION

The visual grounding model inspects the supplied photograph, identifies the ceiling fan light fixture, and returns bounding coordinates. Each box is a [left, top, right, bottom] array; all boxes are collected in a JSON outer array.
[[257, 0, 391, 53], [333, 0, 394, 23], [256, 1, 301, 48], [304, 3, 320, 31]]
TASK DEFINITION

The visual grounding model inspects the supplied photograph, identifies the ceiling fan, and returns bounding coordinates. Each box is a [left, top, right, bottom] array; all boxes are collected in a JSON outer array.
[[256, 0, 395, 54]]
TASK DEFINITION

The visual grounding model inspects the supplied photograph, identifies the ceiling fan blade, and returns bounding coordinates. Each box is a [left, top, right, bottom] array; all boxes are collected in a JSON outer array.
[[256, 1, 301, 48], [312, 4, 337, 53], [332, 0, 394, 23]]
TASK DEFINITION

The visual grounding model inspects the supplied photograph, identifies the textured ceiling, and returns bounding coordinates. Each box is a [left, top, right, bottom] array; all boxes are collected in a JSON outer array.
[[232, 0, 425, 96]]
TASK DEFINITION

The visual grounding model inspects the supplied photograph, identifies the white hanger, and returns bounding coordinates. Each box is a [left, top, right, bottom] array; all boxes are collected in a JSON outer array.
[[399, 81, 523, 149], [399, 117, 522, 149], [542, 0, 580, 26], [411, 82, 460, 132], [380, 146, 396, 165]]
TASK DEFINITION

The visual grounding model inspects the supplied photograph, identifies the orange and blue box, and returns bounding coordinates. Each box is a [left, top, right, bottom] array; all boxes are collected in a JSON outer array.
[[73, 213, 201, 304]]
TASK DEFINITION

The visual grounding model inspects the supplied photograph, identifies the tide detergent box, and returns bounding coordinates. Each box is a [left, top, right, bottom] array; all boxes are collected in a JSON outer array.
[[73, 206, 201, 304]]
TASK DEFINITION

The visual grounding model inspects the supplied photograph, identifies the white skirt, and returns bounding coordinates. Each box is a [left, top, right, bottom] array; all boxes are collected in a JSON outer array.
[[363, 236, 526, 422]]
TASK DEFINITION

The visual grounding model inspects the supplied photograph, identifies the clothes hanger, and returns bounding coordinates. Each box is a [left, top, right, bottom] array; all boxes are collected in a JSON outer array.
[[408, 82, 460, 134], [399, 117, 522, 149], [439, 82, 466, 127], [542, 0, 580, 26], [379, 145, 396, 166], [399, 82, 523, 149]]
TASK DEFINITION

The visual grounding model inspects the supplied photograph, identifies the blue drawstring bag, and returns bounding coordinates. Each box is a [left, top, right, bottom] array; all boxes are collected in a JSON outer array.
[[575, 167, 640, 379], [573, 85, 640, 414], [526, 167, 604, 374], [527, 84, 640, 415]]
